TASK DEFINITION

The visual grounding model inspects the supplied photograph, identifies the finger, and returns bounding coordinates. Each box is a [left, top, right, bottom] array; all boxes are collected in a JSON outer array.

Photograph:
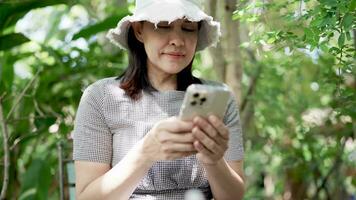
[[193, 117, 218, 138], [161, 117, 194, 133], [193, 117, 224, 145], [192, 127, 223, 154], [164, 151, 196, 160], [194, 141, 214, 157], [159, 132, 195, 143], [208, 115, 229, 140], [162, 143, 196, 153]]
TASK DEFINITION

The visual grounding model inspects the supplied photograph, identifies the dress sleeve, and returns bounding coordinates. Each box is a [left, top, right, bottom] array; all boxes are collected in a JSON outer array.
[[223, 92, 244, 161], [72, 82, 112, 164]]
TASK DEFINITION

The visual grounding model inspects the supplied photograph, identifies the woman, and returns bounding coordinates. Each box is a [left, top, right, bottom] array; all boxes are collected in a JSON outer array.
[[73, 0, 245, 199]]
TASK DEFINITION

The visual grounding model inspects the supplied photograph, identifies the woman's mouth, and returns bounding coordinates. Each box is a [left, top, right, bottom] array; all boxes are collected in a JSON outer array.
[[164, 52, 185, 59]]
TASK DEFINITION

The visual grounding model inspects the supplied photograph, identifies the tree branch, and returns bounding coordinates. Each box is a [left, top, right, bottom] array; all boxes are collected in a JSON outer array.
[[312, 138, 347, 199], [353, 29, 356, 50], [0, 97, 10, 199], [240, 49, 263, 113], [6, 69, 41, 121], [0, 67, 41, 199], [6, 115, 56, 124], [10, 126, 48, 151]]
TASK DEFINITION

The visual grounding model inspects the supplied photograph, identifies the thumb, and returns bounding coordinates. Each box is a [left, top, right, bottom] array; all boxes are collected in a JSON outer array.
[[163, 116, 194, 133]]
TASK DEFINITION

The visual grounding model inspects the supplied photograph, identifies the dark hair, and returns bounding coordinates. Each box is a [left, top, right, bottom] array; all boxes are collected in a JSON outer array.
[[117, 24, 202, 100]]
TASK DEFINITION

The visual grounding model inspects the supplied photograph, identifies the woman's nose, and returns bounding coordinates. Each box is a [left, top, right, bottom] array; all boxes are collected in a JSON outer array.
[[169, 29, 184, 47]]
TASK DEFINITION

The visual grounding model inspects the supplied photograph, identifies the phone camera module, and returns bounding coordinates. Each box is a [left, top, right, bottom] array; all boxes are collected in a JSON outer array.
[[199, 97, 206, 105]]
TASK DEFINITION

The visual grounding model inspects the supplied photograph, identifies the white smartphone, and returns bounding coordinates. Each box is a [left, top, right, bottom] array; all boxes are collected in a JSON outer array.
[[179, 84, 230, 121]]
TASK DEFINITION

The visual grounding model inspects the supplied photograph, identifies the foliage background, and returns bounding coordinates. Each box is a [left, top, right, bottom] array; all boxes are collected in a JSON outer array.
[[0, 0, 355, 199]]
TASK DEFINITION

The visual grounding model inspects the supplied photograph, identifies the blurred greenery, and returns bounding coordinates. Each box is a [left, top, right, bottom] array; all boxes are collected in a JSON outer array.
[[0, 0, 355, 199]]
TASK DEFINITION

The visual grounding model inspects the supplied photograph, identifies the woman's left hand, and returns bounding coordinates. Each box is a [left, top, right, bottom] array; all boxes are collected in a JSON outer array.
[[192, 115, 229, 165]]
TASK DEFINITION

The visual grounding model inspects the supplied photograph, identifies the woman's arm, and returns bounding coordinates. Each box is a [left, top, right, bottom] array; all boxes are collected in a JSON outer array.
[[75, 117, 196, 200], [75, 141, 153, 200], [203, 160, 245, 200], [192, 115, 245, 200]]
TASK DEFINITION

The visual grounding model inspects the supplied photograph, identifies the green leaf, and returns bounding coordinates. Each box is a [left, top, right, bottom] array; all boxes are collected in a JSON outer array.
[[19, 159, 51, 200], [351, 0, 356, 11], [352, 177, 356, 187], [345, 31, 352, 41], [267, 37, 276, 44], [321, 0, 338, 7], [72, 10, 129, 40], [34, 116, 57, 130], [0, 3, 12, 30], [338, 33, 345, 48], [304, 28, 313, 39], [0, 58, 2, 86], [310, 17, 323, 27], [0, 53, 14, 94], [342, 13, 353, 31], [320, 43, 329, 52], [0, 33, 30, 51], [302, 145, 312, 161]]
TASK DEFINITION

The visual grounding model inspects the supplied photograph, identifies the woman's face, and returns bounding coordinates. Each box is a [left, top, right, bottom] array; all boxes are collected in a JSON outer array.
[[132, 19, 199, 76]]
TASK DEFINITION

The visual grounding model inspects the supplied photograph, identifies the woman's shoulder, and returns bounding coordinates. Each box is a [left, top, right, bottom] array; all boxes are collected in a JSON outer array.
[[86, 76, 119, 89], [81, 76, 125, 99]]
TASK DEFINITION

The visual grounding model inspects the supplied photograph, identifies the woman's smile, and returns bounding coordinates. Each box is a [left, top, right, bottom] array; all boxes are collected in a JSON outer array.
[[163, 52, 186, 59]]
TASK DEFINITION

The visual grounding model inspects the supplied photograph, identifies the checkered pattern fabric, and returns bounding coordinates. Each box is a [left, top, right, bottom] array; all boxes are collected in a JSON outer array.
[[73, 77, 244, 199]]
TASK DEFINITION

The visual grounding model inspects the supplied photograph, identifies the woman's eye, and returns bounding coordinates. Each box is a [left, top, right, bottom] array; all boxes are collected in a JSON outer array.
[[157, 26, 170, 30], [182, 28, 197, 32], [157, 24, 170, 29]]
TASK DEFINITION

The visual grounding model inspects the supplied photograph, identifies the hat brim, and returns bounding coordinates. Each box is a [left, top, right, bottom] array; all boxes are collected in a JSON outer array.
[[106, 1, 221, 51]]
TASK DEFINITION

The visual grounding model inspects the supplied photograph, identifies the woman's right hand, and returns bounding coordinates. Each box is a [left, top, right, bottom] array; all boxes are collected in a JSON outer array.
[[139, 116, 197, 162]]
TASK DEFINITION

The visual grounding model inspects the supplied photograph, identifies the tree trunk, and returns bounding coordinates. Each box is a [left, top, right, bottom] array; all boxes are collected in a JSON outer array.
[[353, 29, 356, 50], [204, 0, 243, 105], [205, 0, 226, 82], [223, 0, 243, 105]]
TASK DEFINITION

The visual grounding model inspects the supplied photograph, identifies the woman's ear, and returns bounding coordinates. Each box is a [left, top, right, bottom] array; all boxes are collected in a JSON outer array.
[[131, 22, 144, 43]]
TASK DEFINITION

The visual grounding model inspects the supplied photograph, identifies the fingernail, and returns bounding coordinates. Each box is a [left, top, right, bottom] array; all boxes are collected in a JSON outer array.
[[209, 115, 216, 122], [195, 141, 202, 150], [193, 140, 199, 147], [193, 126, 198, 133], [193, 117, 199, 123]]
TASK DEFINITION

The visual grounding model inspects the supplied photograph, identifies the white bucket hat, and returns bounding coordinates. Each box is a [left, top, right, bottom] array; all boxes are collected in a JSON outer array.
[[106, 0, 221, 51]]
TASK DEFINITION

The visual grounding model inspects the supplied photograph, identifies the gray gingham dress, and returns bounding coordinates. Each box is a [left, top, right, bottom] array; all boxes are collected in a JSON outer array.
[[73, 77, 244, 200]]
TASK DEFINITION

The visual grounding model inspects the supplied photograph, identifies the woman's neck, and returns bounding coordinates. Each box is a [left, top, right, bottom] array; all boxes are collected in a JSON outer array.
[[147, 67, 177, 91]]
